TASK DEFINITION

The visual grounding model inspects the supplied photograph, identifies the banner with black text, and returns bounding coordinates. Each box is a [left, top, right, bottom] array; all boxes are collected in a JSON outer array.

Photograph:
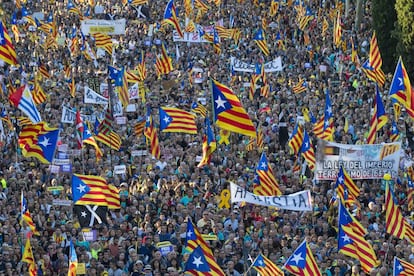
[[230, 183, 312, 211]]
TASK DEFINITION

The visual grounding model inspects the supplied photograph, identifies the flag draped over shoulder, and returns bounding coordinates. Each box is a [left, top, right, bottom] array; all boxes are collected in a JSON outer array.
[[159, 106, 197, 134], [211, 79, 256, 137], [283, 239, 321, 276]]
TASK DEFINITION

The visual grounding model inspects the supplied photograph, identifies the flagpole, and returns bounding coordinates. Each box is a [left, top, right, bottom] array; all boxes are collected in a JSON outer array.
[[243, 254, 258, 276], [107, 78, 114, 170]]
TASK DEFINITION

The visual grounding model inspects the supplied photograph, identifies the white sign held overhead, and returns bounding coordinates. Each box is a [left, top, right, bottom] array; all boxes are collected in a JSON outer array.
[[230, 56, 283, 72], [84, 86, 109, 105], [230, 182, 312, 211], [81, 19, 126, 35]]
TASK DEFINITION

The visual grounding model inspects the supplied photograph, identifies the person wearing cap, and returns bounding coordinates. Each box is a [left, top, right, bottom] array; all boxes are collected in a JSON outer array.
[[143, 264, 153, 276]]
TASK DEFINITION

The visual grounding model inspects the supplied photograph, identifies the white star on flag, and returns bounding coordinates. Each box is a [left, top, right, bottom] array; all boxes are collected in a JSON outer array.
[[192, 256, 204, 268], [39, 137, 51, 147], [215, 96, 226, 109]]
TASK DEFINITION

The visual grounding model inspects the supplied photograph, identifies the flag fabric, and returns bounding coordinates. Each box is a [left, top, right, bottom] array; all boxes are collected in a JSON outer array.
[[163, 0, 183, 37], [336, 166, 360, 200], [253, 28, 270, 56], [185, 220, 225, 276], [211, 79, 256, 137], [333, 11, 342, 47], [155, 43, 173, 75], [407, 176, 414, 211], [338, 223, 380, 273], [256, 127, 264, 151], [134, 119, 146, 137], [92, 33, 113, 55], [159, 107, 197, 134], [75, 111, 84, 149], [313, 90, 334, 141], [82, 122, 103, 160], [191, 102, 207, 117], [394, 257, 414, 276], [73, 205, 108, 227], [300, 128, 316, 171], [98, 104, 114, 135], [72, 174, 120, 208], [32, 80, 47, 105], [254, 152, 281, 196], [19, 123, 59, 164], [369, 32, 382, 71], [288, 123, 304, 155], [385, 180, 406, 239], [389, 57, 414, 119], [283, 239, 321, 276], [67, 0, 82, 15], [338, 200, 367, 236], [0, 22, 18, 65], [22, 238, 37, 276], [252, 253, 284, 276], [362, 58, 386, 87], [144, 109, 161, 159], [108, 66, 129, 109], [136, 51, 147, 81], [292, 78, 307, 94], [21, 192, 40, 235], [391, 121, 400, 142], [298, 6, 314, 30], [197, 118, 216, 168], [68, 241, 78, 276], [95, 130, 122, 151], [9, 85, 42, 123], [270, 0, 279, 16], [367, 86, 388, 144], [322, 17, 329, 36]]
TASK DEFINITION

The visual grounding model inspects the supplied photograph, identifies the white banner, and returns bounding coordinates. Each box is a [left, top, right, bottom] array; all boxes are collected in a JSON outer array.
[[173, 26, 215, 43], [81, 19, 126, 35], [230, 56, 283, 72], [99, 83, 139, 100], [61, 106, 103, 124], [230, 183, 312, 211], [84, 86, 109, 105], [315, 141, 402, 180]]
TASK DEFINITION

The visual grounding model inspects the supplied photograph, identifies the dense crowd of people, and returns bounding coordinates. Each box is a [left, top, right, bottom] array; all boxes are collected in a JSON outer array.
[[0, 0, 412, 275]]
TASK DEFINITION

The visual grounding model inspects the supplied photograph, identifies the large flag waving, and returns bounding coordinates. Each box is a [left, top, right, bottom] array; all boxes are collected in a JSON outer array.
[[394, 257, 414, 275], [185, 220, 225, 275], [211, 79, 256, 137], [18, 122, 59, 164], [252, 253, 284, 276], [9, 85, 42, 123], [283, 239, 321, 275], [21, 192, 40, 235], [254, 152, 281, 196], [197, 117, 216, 168], [389, 57, 414, 119], [159, 107, 197, 134]]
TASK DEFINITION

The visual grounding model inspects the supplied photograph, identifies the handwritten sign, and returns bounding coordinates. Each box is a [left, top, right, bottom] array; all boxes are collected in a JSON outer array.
[[230, 182, 312, 211], [230, 56, 283, 72]]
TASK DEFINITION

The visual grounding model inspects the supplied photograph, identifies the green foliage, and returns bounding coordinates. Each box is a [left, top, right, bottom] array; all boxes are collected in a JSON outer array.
[[372, 0, 398, 73], [394, 0, 414, 77]]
